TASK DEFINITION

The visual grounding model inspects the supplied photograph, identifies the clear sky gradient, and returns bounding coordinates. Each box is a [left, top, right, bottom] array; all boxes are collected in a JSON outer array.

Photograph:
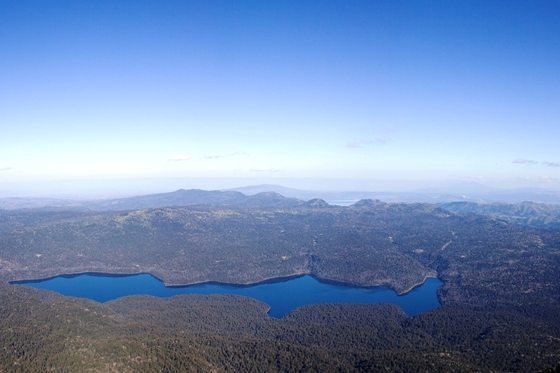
[[1, 1, 559, 195]]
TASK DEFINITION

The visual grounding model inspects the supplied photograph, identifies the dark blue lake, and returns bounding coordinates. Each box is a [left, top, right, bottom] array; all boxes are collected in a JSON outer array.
[[14, 274, 442, 318]]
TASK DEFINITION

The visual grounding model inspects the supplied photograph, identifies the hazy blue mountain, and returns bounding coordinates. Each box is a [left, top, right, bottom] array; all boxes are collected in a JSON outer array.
[[82, 189, 305, 211], [0, 197, 84, 210], [226, 184, 402, 205], [413, 182, 500, 195], [3, 183, 560, 211], [228, 182, 560, 205], [411, 182, 560, 204], [225, 184, 307, 197]]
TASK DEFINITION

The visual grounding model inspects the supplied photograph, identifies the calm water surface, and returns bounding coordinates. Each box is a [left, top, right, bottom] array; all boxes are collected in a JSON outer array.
[[15, 274, 442, 318]]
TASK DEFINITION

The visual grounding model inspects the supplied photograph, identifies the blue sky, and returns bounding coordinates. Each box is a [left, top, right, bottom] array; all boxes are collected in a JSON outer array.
[[1, 0, 559, 195]]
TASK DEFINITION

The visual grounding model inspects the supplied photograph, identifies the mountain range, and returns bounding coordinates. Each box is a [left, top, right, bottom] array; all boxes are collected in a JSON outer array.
[[227, 182, 560, 204], [2, 182, 560, 212]]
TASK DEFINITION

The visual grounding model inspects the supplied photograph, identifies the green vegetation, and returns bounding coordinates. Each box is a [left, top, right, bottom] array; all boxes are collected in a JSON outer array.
[[1, 200, 560, 371], [0, 203, 442, 293], [440, 201, 560, 229], [540, 362, 560, 373], [1, 285, 560, 372]]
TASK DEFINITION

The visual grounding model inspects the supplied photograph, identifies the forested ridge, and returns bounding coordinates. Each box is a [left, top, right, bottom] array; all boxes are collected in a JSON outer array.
[[440, 201, 560, 229], [1, 200, 560, 371]]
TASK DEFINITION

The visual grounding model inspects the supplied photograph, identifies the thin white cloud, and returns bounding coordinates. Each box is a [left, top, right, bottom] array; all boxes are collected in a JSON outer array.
[[346, 138, 386, 149], [512, 158, 537, 164], [543, 161, 560, 167], [250, 167, 279, 172], [168, 156, 190, 162], [0, 166, 12, 171], [231, 151, 250, 156], [204, 154, 224, 159]]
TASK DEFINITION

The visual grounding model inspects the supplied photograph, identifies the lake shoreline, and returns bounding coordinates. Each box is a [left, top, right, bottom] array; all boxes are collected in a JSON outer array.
[[10, 270, 439, 296], [13, 272, 443, 318]]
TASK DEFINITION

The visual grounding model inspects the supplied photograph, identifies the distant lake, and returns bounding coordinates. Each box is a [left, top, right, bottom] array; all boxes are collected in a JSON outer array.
[[14, 274, 442, 318]]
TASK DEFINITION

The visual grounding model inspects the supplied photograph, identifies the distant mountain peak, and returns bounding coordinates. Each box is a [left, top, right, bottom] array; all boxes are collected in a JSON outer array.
[[351, 199, 383, 207], [304, 198, 330, 208], [253, 191, 283, 197]]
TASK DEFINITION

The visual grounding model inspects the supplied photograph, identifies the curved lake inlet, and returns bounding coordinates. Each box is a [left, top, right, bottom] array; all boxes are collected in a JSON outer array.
[[14, 274, 443, 318]]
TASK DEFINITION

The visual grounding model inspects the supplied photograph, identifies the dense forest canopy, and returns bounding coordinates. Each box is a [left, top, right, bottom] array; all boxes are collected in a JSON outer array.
[[1, 196, 560, 371]]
